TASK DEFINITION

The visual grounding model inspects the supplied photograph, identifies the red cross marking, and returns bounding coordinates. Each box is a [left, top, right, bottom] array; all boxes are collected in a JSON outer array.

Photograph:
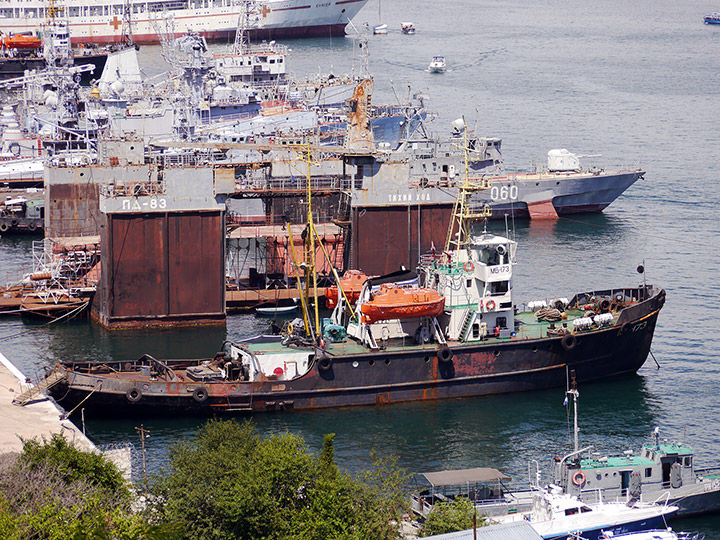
[[109, 16, 121, 30], [260, 4, 270, 17]]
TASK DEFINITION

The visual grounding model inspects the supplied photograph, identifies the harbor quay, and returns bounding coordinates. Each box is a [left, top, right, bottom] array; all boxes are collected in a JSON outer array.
[[0, 349, 95, 454]]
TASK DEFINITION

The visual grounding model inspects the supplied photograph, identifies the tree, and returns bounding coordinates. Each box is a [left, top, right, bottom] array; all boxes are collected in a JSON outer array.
[[0, 434, 175, 540], [420, 497, 485, 537], [154, 419, 409, 540], [19, 433, 128, 496]]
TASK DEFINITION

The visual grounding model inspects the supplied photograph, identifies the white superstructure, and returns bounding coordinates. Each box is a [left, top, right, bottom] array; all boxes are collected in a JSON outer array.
[[0, 0, 368, 44]]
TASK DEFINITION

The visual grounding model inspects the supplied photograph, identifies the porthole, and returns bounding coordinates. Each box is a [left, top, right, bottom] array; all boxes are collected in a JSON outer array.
[[369, 360, 375, 366], [494, 350, 500, 357], [384, 359, 390, 365], [532, 346, 538, 352], [424, 356, 430, 362], [352, 361, 359, 368]]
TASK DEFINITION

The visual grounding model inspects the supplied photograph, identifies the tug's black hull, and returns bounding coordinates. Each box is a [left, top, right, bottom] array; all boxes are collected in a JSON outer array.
[[49, 286, 665, 418]]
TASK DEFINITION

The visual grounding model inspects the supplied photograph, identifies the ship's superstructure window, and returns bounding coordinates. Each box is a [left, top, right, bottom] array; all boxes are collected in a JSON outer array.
[[490, 281, 508, 295]]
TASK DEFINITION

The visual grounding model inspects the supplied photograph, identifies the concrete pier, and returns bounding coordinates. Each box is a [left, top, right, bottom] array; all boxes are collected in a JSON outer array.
[[0, 352, 95, 454]]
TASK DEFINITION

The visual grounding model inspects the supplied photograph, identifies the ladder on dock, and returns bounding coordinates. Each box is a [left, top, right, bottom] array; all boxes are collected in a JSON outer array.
[[12, 368, 67, 406]]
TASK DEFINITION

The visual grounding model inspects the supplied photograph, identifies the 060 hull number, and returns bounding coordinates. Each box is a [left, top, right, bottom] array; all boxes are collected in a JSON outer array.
[[490, 185, 519, 201]]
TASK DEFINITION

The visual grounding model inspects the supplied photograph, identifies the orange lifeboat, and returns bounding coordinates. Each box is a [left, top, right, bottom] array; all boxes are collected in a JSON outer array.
[[2, 34, 42, 50], [360, 285, 445, 324], [325, 270, 368, 308]]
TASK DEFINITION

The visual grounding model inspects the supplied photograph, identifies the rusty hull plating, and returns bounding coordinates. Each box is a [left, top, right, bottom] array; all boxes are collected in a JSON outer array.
[[50, 285, 665, 416]]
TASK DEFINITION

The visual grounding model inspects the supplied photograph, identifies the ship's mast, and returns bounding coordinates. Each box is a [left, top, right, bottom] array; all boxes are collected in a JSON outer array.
[[233, 0, 261, 55], [444, 117, 490, 256], [121, 0, 135, 45], [566, 370, 580, 454]]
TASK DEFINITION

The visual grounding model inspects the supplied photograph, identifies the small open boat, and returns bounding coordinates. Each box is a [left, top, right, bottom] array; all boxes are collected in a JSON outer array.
[[359, 284, 444, 324], [401, 22, 416, 34], [255, 298, 298, 316], [704, 12, 720, 24]]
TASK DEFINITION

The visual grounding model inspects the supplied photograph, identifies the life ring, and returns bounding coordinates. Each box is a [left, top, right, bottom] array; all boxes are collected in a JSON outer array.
[[463, 261, 474, 272], [287, 322, 294, 334], [599, 299, 611, 312], [572, 470, 586, 486], [193, 387, 208, 403], [317, 357, 332, 372], [0, 222, 8, 233], [485, 299, 496, 311], [27, 222, 37, 232], [8, 142, 20, 156], [437, 345, 453, 363], [126, 387, 142, 403], [561, 333, 577, 351], [496, 244, 507, 256]]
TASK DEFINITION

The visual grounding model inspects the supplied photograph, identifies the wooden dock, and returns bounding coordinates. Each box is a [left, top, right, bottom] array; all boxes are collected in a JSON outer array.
[[226, 287, 328, 310]]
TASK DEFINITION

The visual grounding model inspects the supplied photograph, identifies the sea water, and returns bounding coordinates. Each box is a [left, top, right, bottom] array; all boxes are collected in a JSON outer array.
[[1, 0, 719, 534]]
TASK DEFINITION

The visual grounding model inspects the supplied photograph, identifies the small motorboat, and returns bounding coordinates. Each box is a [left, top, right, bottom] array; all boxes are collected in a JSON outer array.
[[373, 23, 388, 35], [255, 298, 299, 316], [428, 56, 446, 73], [401, 22, 416, 34], [704, 12, 720, 24], [494, 484, 678, 540], [359, 284, 444, 324], [598, 529, 702, 540]]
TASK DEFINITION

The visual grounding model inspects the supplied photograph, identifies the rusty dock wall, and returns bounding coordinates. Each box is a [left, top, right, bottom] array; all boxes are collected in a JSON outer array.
[[44, 140, 148, 239], [91, 166, 228, 329]]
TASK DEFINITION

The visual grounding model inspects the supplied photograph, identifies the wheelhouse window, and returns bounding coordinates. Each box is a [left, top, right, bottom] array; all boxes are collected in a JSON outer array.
[[490, 281, 509, 295]]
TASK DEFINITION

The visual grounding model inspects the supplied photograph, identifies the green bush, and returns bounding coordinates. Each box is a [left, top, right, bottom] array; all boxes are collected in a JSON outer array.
[[420, 497, 485, 537], [0, 434, 175, 540], [154, 419, 408, 540], [20, 433, 128, 497]]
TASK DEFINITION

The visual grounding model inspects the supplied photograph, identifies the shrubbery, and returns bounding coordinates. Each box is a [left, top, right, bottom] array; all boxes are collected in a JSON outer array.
[[0, 434, 172, 540], [155, 419, 409, 540], [0, 421, 409, 540], [420, 497, 485, 537]]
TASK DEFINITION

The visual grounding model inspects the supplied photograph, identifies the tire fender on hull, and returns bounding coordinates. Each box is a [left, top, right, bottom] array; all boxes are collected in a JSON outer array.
[[561, 333, 577, 351], [126, 387, 142, 403], [193, 387, 208, 403], [318, 357, 333, 372], [437, 345, 453, 363]]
